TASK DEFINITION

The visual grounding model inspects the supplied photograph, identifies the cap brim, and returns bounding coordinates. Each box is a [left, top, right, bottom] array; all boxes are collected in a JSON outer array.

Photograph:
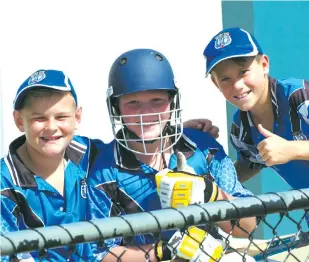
[[205, 51, 259, 78], [13, 84, 72, 110]]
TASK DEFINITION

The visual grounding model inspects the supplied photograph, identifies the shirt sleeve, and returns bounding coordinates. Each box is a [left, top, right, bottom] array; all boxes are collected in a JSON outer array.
[[1, 191, 35, 262], [208, 147, 253, 197], [87, 162, 122, 261]]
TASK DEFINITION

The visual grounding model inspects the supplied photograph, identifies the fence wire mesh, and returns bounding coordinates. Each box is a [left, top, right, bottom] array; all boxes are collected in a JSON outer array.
[[1, 188, 309, 262]]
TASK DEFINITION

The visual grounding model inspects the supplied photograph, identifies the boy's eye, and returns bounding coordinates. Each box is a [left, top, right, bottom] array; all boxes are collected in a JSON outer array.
[[240, 70, 249, 76], [220, 77, 230, 82], [127, 100, 139, 105], [33, 117, 46, 121], [57, 115, 70, 120], [152, 98, 167, 104]]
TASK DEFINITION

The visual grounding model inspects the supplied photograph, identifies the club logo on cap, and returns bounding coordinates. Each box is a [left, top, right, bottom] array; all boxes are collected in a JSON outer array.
[[214, 32, 232, 49], [28, 70, 46, 85]]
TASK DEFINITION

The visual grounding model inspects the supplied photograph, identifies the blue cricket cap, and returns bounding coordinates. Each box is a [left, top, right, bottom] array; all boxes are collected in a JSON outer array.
[[203, 27, 263, 76], [13, 69, 78, 110]]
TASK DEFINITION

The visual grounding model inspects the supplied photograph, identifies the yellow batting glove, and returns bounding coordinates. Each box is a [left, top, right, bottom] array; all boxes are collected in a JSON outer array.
[[168, 226, 224, 262], [155, 152, 218, 208], [155, 169, 206, 208]]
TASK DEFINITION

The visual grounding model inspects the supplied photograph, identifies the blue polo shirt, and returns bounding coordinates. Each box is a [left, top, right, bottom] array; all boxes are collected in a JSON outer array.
[[230, 77, 309, 189], [87, 128, 252, 260], [1, 135, 100, 261]]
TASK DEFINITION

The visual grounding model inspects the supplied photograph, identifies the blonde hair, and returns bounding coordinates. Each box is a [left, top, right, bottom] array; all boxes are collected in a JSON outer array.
[[211, 54, 263, 75], [18, 87, 76, 110]]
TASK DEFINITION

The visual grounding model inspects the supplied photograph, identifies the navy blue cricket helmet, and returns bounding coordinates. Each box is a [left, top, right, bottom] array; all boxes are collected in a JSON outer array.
[[106, 48, 182, 155], [107, 48, 178, 98]]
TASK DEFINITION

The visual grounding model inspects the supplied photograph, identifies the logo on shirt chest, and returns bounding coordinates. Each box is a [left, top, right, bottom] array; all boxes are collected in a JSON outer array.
[[81, 179, 87, 199]]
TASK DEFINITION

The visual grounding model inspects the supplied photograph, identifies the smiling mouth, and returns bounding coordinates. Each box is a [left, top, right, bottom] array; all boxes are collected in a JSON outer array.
[[135, 121, 160, 126], [143, 122, 158, 126], [234, 90, 252, 100], [41, 136, 62, 141]]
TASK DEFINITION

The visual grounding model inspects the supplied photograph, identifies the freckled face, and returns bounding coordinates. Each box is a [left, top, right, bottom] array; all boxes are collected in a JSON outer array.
[[119, 90, 171, 140], [14, 93, 81, 157], [211, 55, 269, 112]]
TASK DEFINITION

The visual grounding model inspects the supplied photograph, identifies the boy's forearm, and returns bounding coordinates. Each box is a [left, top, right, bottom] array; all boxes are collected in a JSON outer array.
[[217, 190, 256, 237], [234, 161, 262, 182], [289, 140, 309, 161], [218, 216, 256, 238]]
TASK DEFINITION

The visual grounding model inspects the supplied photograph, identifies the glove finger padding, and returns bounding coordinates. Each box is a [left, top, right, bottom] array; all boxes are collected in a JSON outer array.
[[168, 226, 224, 262], [155, 169, 219, 208]]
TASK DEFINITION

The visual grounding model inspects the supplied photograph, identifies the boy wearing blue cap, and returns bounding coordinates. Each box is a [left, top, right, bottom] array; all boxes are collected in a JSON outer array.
[[203, 28, 309, 191], [0, 69, 98, 261]]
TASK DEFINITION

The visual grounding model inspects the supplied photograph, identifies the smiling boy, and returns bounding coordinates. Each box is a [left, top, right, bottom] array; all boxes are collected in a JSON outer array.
[[203, 27, 309, 190], [0, 70, 96, 261], [87, 48, 255, 262]]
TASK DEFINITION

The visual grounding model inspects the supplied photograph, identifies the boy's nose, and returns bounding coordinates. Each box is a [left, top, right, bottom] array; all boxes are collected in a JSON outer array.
[[138, 105, 155, 115], [233, 78, 245, 90], [45, 119, 57, 130]]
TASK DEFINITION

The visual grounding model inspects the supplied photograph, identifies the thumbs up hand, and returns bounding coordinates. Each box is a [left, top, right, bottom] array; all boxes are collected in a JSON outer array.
[[155, 152, 218, 208], [257, 124, 292, 166], [176, 151, 196, 174]]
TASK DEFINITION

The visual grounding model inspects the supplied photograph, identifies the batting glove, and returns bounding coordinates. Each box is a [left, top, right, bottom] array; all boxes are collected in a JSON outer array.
[[155, 226, 224, 262], [155, 152, 218, 208]]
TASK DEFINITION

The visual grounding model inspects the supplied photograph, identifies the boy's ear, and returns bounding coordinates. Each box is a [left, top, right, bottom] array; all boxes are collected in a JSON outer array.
[[75, 106, 83, 129], [261, 55, 270, 75], [13, 111, 25, 132]]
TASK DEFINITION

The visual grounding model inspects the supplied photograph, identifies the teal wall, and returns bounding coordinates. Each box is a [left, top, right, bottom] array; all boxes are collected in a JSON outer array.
[[221, 1, 309, 238]]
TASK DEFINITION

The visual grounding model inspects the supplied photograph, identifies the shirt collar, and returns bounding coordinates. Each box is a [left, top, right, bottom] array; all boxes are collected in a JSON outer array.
[[114, 130, 196, 171], [269, 77, 280, 121], [6, 135, 87, 187]]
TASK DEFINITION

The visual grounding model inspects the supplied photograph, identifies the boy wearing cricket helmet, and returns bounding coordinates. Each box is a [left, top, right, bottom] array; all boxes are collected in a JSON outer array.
[[88, 48, 256, 262]]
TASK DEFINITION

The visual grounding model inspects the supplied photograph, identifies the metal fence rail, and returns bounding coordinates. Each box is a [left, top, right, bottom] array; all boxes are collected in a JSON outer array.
[[1, 188, 309, 261]]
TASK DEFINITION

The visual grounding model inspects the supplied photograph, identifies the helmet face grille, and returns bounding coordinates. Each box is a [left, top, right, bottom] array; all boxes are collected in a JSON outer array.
[[107, 93, 183, 155]]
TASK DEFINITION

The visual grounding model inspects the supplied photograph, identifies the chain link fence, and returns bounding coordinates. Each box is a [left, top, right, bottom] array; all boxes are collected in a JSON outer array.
[[1, 188, 309, 262]]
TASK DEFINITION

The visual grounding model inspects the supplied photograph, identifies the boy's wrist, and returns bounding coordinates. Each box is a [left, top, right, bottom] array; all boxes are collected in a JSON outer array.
[[289, 140, 309, 161]]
